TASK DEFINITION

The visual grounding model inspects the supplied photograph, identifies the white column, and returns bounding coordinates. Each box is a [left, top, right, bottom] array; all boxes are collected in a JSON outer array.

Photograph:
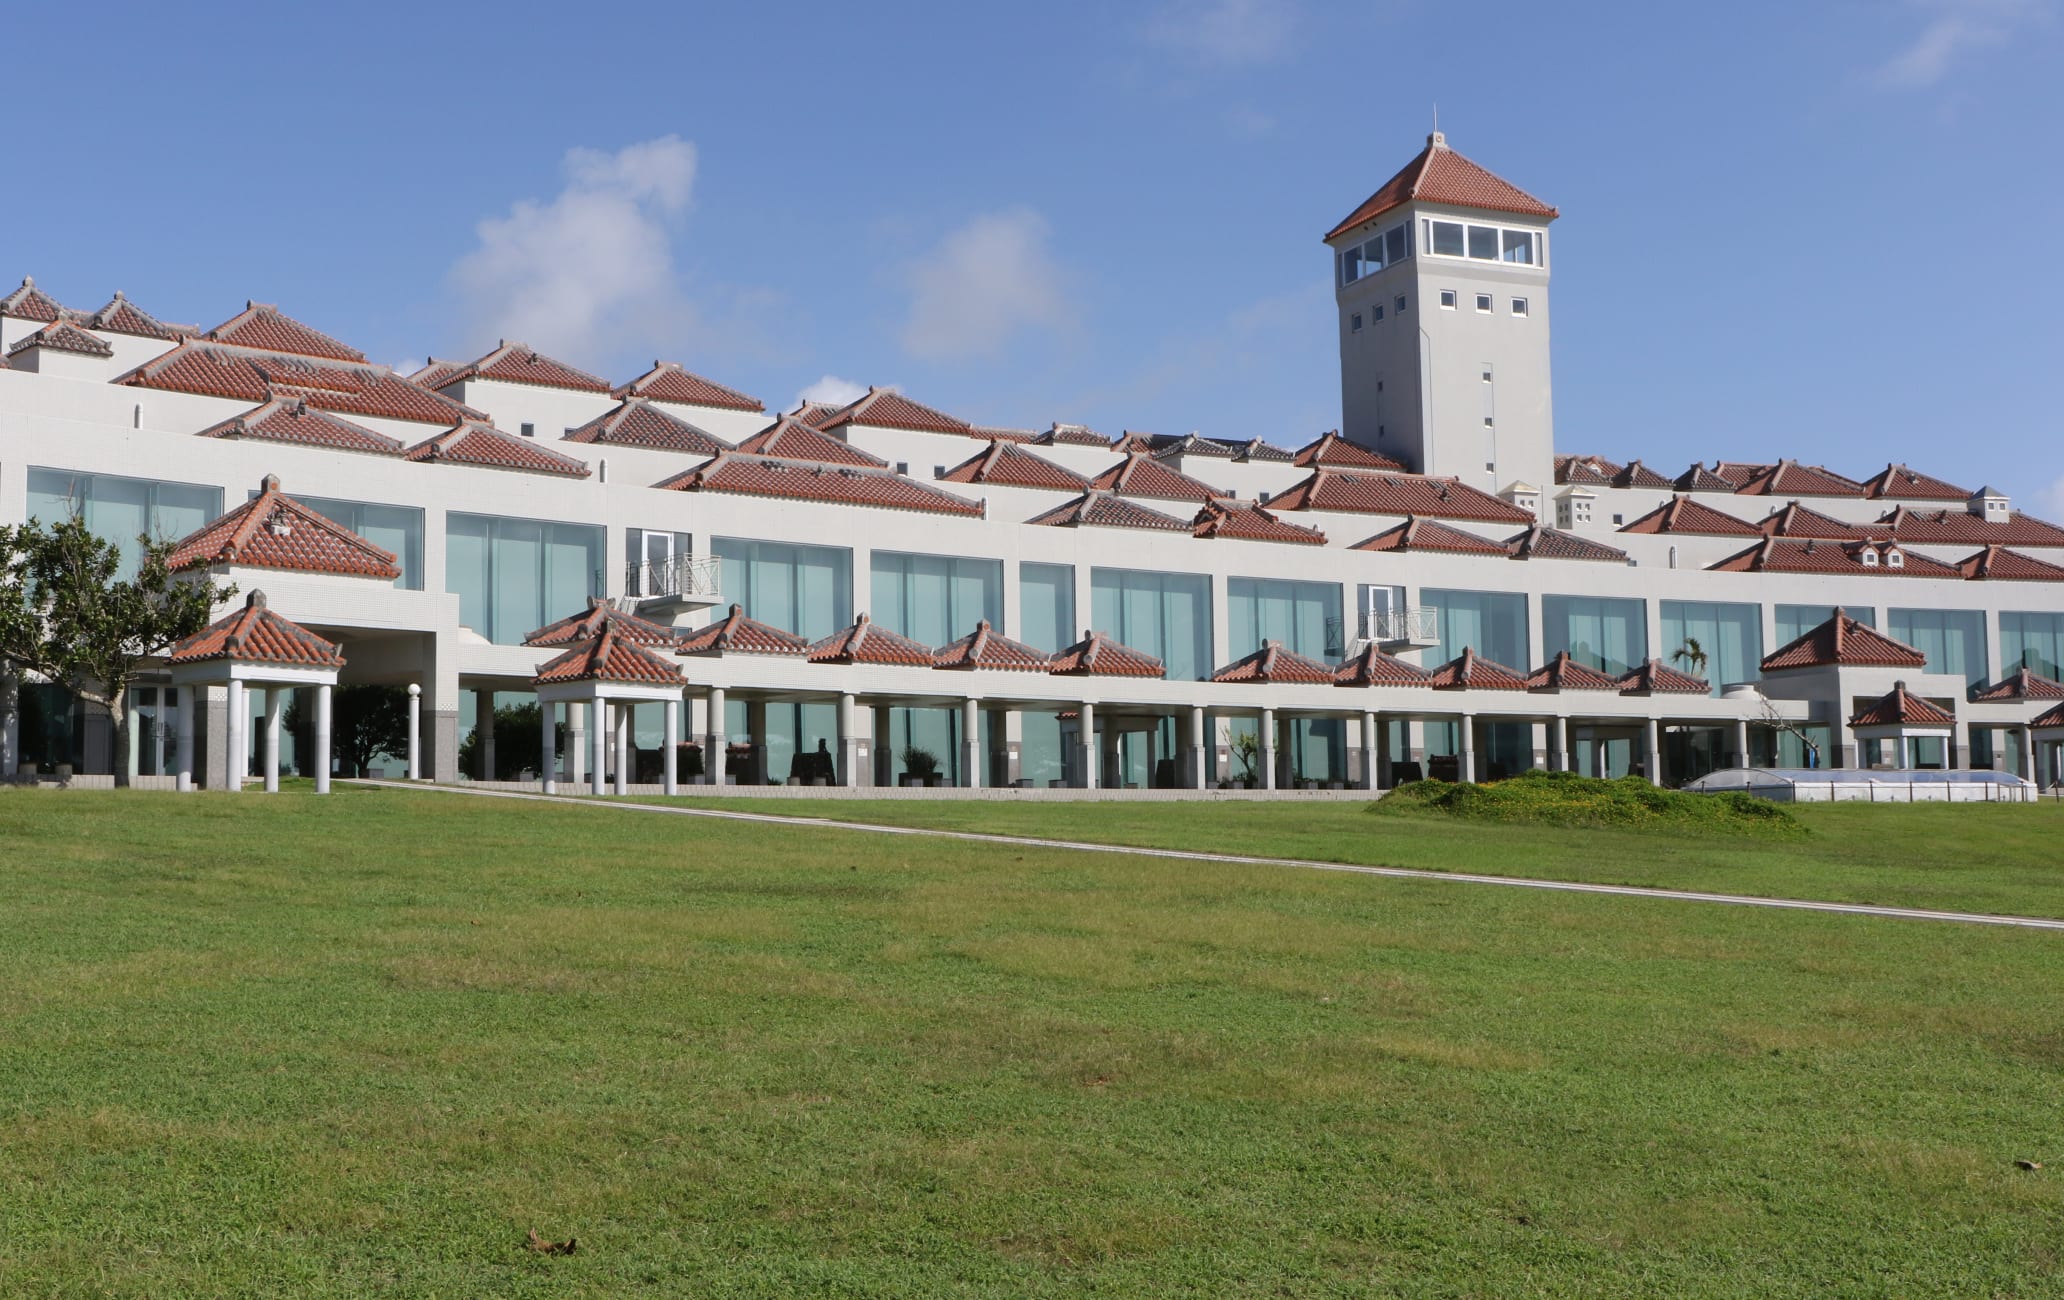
[[406, 683, 422, 781], [838, 693, 860, 788], [1643, 717, 1662, 786], [663, 698, 680, 796], [225, 679, 245, 793], [1078, 702, 1098, 789], [1259, 707, 1277, 790], [1551, 715, 1570, 773], [541, 700, 558, 795], [479, 689, 497, 782], [1458, 712, 1476, 785], [1360, 710, 1379, 791], [1189, 706, 1208, 789], [2019, 727, 2036, 782], [591, 702, 609, 795], [1733, 718, 1750, 769], [614, 702, 629, 796], [961, 697, 981, 788], [313, 683, 332, 795], [568, 702, 586, 785], [174, 686, 195, 793], [263, 688, 285, 793], [707, 687, 728, 786]]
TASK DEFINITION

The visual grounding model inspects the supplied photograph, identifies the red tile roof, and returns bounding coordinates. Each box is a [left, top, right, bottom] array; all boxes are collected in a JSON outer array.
[[435, 340, 610, 393], [77, 292, 183, 340], [792, 400, 845, 428], [1959, 545, 2064, 582], [1026, 491, 1191, 531], [1709, 537, 1960, 578], [0, 276, 64, 322], [815, 387, 973, 436], [734, 415, 889, 467], [1268, 469, 1535, 522], [6, 320, 112, 358], [1971, 668, 2064, 703], [1048, 630, 1165, 678], [196, 398, 403, 456], [1861, 463, 1968, 501], [524, 597, 678, 648], [1555, 454, 1618, 487], [1762, 610, 1926, 671], [1757, 502, 1877, 541], [1191, 500, 1327, 545], [2034, 701, 2064, 730], [1292, 431, 1405, 470], [1618, 495, 1763, 537], [1611, 459, 1674, 490], [407, 359, 466, 389], [1141, 432, 1236, 460], [970, 424, 1040, 443], [166, 476, 401, 580], [1850, 683, 1955, 729], [121, 341, 479, 426], [1526, 651, 1623, 692], [205, 302, 364, 362], [1424, 647, 1529, 691], [1617, 659, 1711, 695], [167, 591, 345, 668], [1352, 515, 1509, 555], [1733, 460, 1864, 498], [1087, 452, 1230, 503], [1710, 462, 1771, 488], [807, 614, 936, 667], [1673, 463, 1735, 492], [1036, 422, 1110, 447], [613, 360, 763, 411], [533, 627, 686, 687], [1505, 524, 1629, 563], [938, 442, 1088, 491], [676, 605, 811, 657], [1211, 641, 1335, 684], [562, 399, 733, 455], [657, 454, 983, 517], [933, 621, 1051, 672], [404, 422, 591, 477], [1332, 643, 1430, 687], [1878, 506, 2064, 548], [1325, 134, 1557, 240]]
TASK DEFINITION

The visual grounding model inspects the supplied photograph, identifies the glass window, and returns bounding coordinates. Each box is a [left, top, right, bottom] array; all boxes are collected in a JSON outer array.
[[1512, 298, 1528, 316], [1385, 223, 1409, 265], [1019, 563, 1075, 654], [1440, 290, 1458, 309], [1430, 221, 1466, 256], [1394, 295, 1408, 313], [27, 468, 224, 581], [1373, 305, 1385, 321], [1467, 225, 1499, 260], [1660, 600, 1762, 696], [1340, 246, 1362, 285], [1228, 578, 1344, 661], [1475, 293, 1493, 312], [1500, 229, 1535, 264], [1423, 589, 1529, 668], [1888, 608, 1988, 686], [871, 551, 1001, 645], [711, 537, 852, 640], [1350, 313, 1362, 333], [1090, 568, 1212, 681], [1775, 604, 1874, 649], [1543, 596, 1647, 676], [295, 495, 425, 589], [2002, 612, 2064, 679], [1362, 238, 1383, 272], [446, 513, 604, 644]]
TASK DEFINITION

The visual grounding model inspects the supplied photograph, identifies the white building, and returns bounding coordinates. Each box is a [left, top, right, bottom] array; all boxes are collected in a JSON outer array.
[[2, 134, 2061, 793]]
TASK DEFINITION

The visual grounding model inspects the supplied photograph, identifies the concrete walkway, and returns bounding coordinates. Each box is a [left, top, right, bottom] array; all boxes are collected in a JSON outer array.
[[357, 781, 2064, 933]]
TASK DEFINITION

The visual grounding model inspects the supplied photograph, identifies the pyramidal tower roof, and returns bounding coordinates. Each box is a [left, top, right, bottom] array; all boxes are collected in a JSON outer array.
[[1326, 132, 1558, 242]]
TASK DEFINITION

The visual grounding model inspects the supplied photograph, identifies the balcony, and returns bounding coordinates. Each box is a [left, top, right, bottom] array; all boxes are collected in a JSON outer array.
[[617, 554, 723, 620], [1360, 607, 1440, 651]]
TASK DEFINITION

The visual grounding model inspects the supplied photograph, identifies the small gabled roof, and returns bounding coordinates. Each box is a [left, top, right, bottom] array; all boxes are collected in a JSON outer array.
[[1759, 501, 1876, 541], [562, 399, 734, 455], [815, 387, 973, 436], [676, 605, 811, 657], [1861, 463, 1968, 501], [1325, 133, 1557, 241], [1555, 454, 1619, 487], [1526, 651, 1623, 693], [166, 475, 401, 580], [1709, 537, 1960, 578], [1971, 667, 2064, 703], [1850, 682, 1955, 729], [404, 422, 591, 477], [1087, 452, 1231, 503], [1, 276, 64, 322], [1611, 459, 1673, 490], [533, 627, 686, 687], [121, 341, 480, 426], [1293, 430, 1404, 470], [792, 400, 845, 428], [1762, 609, 1927, 671], [1733, 459, 1864, 498], [933, 621, 1051, 672], [1878, 506, 2064, 548], [167, 590, 345, 668], [1228, 436, 1295, 463], [205, 301, 364, 362], [1959, 545, 2064, 582], [1037, 422, 1110, 447], [196, 397, 403, 457], [2035, 701, 2064, 729], [1026, 491, 1190, 532], [1674, 462, 1735, 492], [1505, 524, 1629, 563], [1709, 461, 1772, 487], [1144, 431, 1237, 459], [77, 291, 183, 340], [1191, 499, 1327, 545], [1618, 495, 1763, 537], [938, 442, 1088, 491], [970, 425, 1039, 443], [1617, 659, 1710, 695], [613, 360, 763, 411], [436, 340, 610, 393], [1268, 469, 1535, 522], [408, 359, 467, 389], [734, 414, 889, 467], [1352, 515, 1507, 555], [1333, 643, 1429, 687], [806, 613, 935, 667], [1424, 647, 1529, 691], [1048, 629, 1165, 678], [524, 597, 678, 649], [657, 454, 983, 517], [1212, 641, 1335, 684], [5, 320, 112, 358]]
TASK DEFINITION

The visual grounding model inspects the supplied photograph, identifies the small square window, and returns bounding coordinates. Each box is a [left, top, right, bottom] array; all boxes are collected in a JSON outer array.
[[1485, 461, 1495, 471], [1373, 304, 1384, 321], [1483, 417, 1495, 428], [1511, 297, 1529, 316], [1612, 513, 1624, 525], [895, 461, 909, 475], [1475, 293, 1492, 312], [519, 422, 536, 438], [1481, 369, 1493, 383], [1440, 290, 1458, 309], [1395, 295, 1408, 314], [1351, 312, 1363, 333], [933, 465, 945, 478]]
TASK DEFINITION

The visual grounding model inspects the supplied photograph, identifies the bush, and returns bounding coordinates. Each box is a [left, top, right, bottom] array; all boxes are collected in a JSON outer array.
[[1371, 769, 1804, 837]]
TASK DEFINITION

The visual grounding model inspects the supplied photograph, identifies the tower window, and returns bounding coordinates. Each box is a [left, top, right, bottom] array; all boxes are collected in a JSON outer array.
[[1350, 313, 1363, 333], [1373, 304, 1384, 321], [1440, 290, 1458, 309], [1429, 221, 1466, 256], [1467, 226, 1499, 260], [1376, 380, 1384, 392], [1501, 230, 1537, 264], [1395, 295, 1408, 314], [520, 422, 536, 438], [1481, 368, 1493, 383], [1512, 297, 1529, 316], [1385, 223, 1410, 264], [1483, 417, 1495, 428], [1475, 293, 1493, 313]]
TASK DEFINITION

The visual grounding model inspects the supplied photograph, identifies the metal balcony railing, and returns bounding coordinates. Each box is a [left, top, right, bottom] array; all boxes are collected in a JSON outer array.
[[1360, 607, 1440, 645], [620, 554, 723, 601]]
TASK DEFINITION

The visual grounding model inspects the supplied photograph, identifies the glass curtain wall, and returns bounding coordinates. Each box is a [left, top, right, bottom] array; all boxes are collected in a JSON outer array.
[[871, 552, 1002, 784], [1542, 595, 1646, 674], [710, 538, 853, 786], [1228, 577, 1346, 781], [1420, 589, 1531, 777], [2001, 612, 2064, 679], [1017, 563, 1075, 787], [1090, 568, 1213, 788], [1659, 601, 1762, 696], [1887, 609, 1988, 685], [1775, 604, 1874, 648], [447, 514, 603, 644], [295, 495, 425, 589], [28, 468, 223, 579]]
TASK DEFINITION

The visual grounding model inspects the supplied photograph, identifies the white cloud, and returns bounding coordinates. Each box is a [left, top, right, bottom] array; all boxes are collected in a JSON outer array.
[[900, 208, 1073, 362], [1873, 0, 2049, 88], [797, 375, 869, 408], [1143, 0, 1298, 67], [449, 135, 699, 362]]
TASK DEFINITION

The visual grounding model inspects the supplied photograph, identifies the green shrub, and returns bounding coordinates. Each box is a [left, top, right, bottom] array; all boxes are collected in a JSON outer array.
[[1371, 769, 1804, 837]]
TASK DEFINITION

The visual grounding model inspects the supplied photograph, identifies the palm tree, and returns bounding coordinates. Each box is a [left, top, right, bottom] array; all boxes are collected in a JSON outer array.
[[1671, 636, 1709, 679]]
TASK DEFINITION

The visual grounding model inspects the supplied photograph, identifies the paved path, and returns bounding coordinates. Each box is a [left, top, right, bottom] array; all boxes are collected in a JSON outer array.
[[358, 781, 2064, 932]]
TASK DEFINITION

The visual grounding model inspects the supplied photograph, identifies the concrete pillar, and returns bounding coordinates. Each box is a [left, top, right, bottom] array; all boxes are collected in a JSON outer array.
[[707, 688, 728, 786], [1259, 707, 1277, 790], [2019, 727, 2036, 782], [225, 679, 245, 793], [262, 687, 283, 793], [874, 703, 893, 786], [745, 699, 768, 786], [1376, 713, 1394, 789], [568, 701, 586, 785], [406, 683, 422, 781], [1078, 702, 1098, 790], [838, 693, 860, 787], [1189, 706, 1207, 789], [314, 683, 332, 795], [1733, 718, 1750, 769], [1360, 710, 1379, 790], [541, 701, 558, 794], [1458, 713, 1476, 784], [1551, 715, 1569, 773], [174, 686, 195, 792], [663, 698, 680, 796], [961, 697, 981, 788], [613, 702, 629, 796], [591, 701, 608, 796], [1643, 717, 1662, 786], [479, 688, 497, 781]]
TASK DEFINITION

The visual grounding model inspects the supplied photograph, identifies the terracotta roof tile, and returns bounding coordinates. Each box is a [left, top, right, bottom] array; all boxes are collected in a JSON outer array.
[[793, 400, 845, 428], [938, 442, 1088, 491], [1611, 459, 1673, 490], [1710, 462, 1771, 488], [5, 320, 112, 358], [1036, 422, 1110, 447], [658, 454, 982, 517], [1861, 463, 1968, 501], [196, 397, 403, 456], [816, 388, 973, 436], [1026, 491, 1190, 531], [970, 425, 1040, 443], [1673, 463, 1735, 492], [1618, 495, 1763, 537], [807, 614, 936, 666], [1141, 432, 1237, 459], [1555, 454, 1619, 487], [533, 627, 685, 687], [676, 605, 811, 657], [1617, 659, 1711, 695], [408, 359, 467, 389], [1424, 647, 1529, 691], [1959, 545, 2064, 582], [1505, 524, 1629, 563], [1762, 610, 1926, 671], [1293, 431, 1404, 470], [437, 340, 610, 393], [2036, 701, 2064, 729], [404, 422, 591, 477], [1733, 460, 1864, 498], [1878, 507, 2064, 548], [562, 399, 733, 455], [613, 360, 763, 411], [1326, 135, 1557, 240], [1526, 651, 1624, 692], [1049, 629, 1165, 678], [1971, 668, 2064, 703], [1087, 452, 1231, 503], [1191, 499, 1327, 545], [167, 591, 345, 668], [1211, 641, 1335, 684], [0, 276, 64, 322], [524, 597, 678, 648], [933, 621, 1051, 672], [1332, 643, 1429, 687], [1758, 502, 1877, 540], [1268, 469, 1534, 522], [77, 292, 183, 340], [734, 415, 889, 467], [1352, 515, 1508, 555], [122, 341, 479, 426], [1709, 537, 1960, 578], [204, 302, 364, 362], [166, 476, 401, 580], [1850, 683, 1955, 728], [1229, 436, 1296, 463]]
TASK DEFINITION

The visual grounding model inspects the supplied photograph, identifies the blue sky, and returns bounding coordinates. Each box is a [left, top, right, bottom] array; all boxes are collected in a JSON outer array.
[[5, 1, 2060, 504]]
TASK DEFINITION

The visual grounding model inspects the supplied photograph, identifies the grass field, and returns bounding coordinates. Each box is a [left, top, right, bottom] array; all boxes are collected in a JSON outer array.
[[3, 787, 2062, 1296]]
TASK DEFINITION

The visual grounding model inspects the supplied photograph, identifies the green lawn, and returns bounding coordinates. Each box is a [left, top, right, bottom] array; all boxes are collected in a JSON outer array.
[[2, 787, 2061, 1296], [629, 793, 2064, 920]]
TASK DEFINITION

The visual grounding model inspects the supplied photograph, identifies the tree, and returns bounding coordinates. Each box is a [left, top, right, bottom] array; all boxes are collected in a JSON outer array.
[[287, 684, 409, 779], [0, 516, 231, 786], [1671, 636, 1709, 679], [457, 699, 554, 781]]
